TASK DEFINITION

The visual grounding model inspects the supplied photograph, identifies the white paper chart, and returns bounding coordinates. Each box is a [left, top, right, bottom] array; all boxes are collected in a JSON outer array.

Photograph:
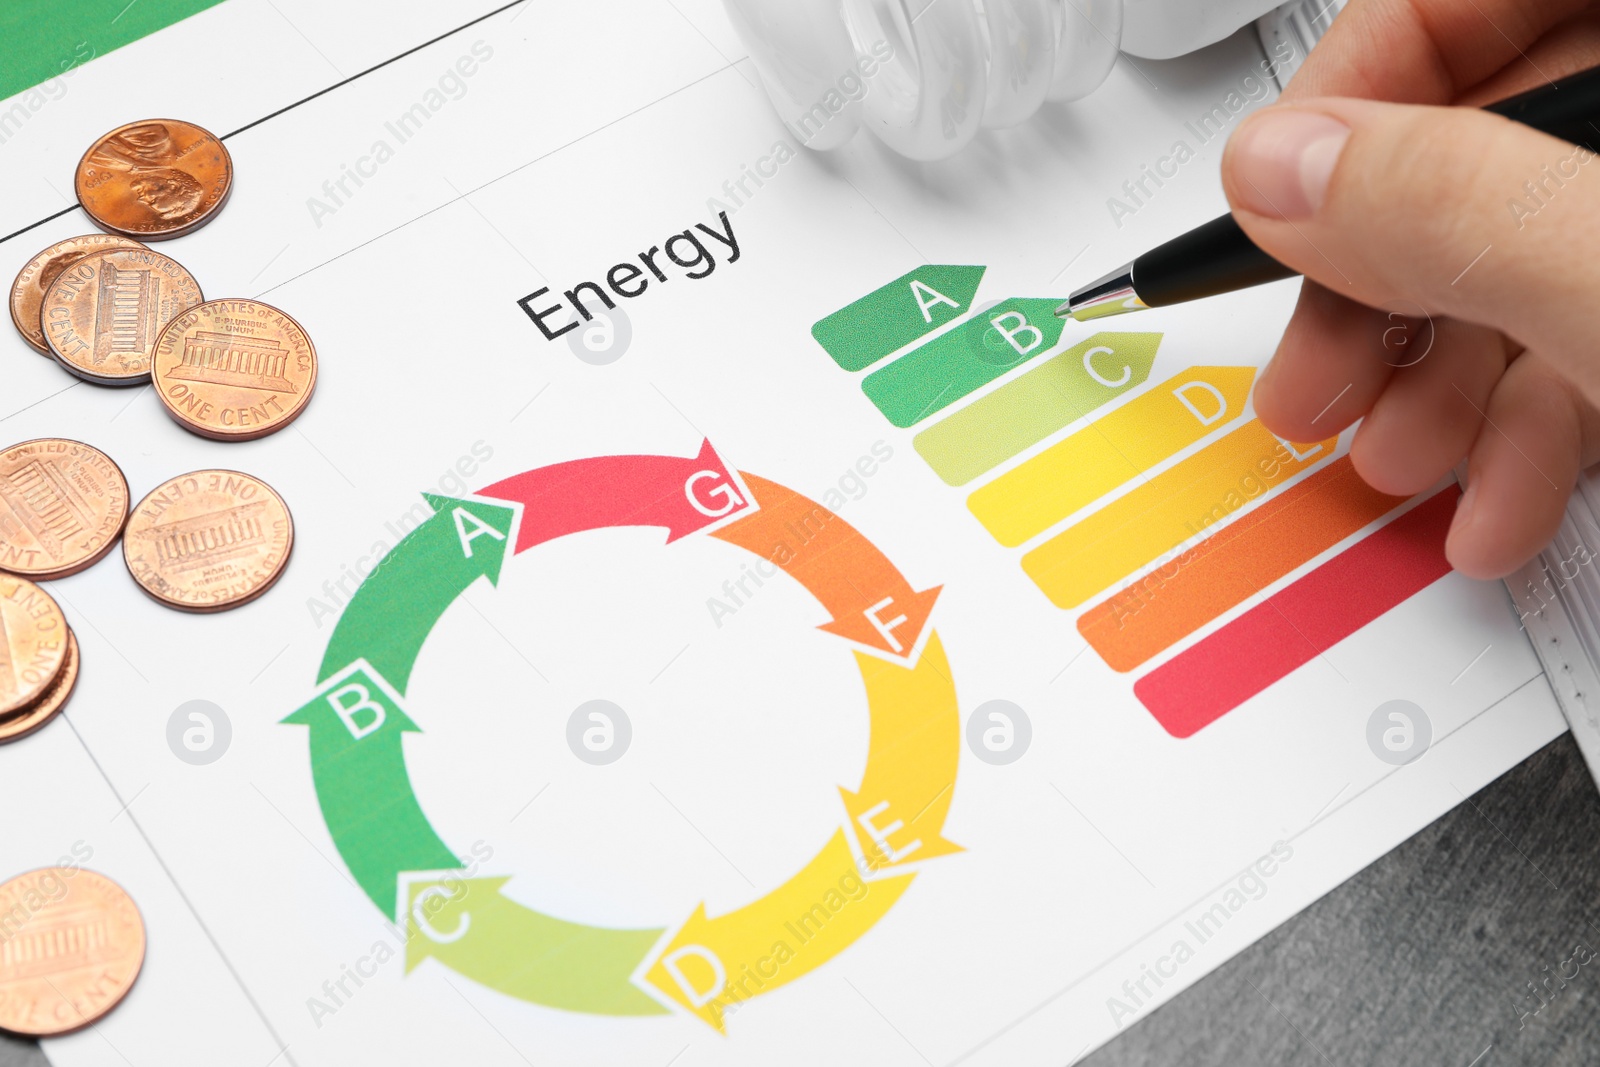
[[0, 3, 1565, 1065]]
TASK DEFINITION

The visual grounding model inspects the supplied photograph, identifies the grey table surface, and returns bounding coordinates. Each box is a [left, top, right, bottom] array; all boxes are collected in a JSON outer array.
[[3, 734, 1595, 1066]]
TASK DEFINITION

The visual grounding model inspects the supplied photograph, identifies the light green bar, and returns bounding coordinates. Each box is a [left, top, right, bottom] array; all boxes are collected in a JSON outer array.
[[913, 333, 1163, 486]]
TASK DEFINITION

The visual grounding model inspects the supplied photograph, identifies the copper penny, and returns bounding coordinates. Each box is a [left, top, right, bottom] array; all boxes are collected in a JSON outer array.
[[0, 440, 130, 581], [123, 470, 294, 612], [9, 235, 145, 355], [42, 247, 203, 386], [151, 300, 317, 440], [0, 866, 144, 1036], [0, 630, 78, 746], [75, 119, 232, 240], [0, 576, 68, 719]]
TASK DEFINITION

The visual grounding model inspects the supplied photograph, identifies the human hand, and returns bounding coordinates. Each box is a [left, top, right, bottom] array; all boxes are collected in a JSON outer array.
[[1222, 0, 1600, 578]]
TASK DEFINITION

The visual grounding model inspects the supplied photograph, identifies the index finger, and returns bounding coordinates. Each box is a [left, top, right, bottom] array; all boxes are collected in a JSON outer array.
[[1282, 0, 1592, 103]]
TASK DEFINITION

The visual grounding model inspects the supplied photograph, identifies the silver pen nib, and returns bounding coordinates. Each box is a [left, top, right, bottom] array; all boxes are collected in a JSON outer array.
[[1057, 263, 1149, 321]]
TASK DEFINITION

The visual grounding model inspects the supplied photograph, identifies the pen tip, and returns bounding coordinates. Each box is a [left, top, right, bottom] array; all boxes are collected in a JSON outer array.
[[1060, 263, 1146, 321]]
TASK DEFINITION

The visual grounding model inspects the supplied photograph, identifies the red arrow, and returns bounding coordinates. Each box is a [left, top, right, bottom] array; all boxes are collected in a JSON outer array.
[[479, 440, 750, 554], [712, 473, 940, 659]]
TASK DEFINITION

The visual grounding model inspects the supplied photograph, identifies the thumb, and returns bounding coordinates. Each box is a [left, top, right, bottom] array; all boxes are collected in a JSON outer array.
[[1223, 97, 1600, 398]]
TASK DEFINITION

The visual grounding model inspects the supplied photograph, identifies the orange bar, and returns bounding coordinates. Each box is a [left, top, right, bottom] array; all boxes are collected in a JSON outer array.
[[1078, 457, 1407, 672]]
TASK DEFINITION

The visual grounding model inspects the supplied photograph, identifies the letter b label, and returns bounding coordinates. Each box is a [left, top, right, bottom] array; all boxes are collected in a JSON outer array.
[[989, 311, 1042, 358], [328, 681, 388, 739]]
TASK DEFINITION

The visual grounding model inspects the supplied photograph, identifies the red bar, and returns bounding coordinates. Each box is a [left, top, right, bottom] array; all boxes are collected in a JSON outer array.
[[1133, 487, 1459, 738]]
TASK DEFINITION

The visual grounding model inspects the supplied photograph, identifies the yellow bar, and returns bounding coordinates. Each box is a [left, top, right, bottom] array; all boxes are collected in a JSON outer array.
[[1022, 420, 1338, 608], [969, 366, 1255, 547]]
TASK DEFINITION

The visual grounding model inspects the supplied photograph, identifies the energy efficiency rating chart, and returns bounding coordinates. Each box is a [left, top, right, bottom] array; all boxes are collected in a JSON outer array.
[[814, 266, 1460, 737], [283, 442, 960, 1030]]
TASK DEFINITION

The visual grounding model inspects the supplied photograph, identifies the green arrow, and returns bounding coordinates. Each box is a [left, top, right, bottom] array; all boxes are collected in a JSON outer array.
[[283, 666, 458, 918], [812, 265, 986, 371], [913, 333, 1163, 485], [318, 494, 516, 691], [405, 877, 668, 1016], [862, 298, 1068, 428]]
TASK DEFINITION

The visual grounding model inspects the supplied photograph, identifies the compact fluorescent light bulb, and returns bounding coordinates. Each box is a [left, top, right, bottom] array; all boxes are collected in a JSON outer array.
[[723, 0, 1290, 160]]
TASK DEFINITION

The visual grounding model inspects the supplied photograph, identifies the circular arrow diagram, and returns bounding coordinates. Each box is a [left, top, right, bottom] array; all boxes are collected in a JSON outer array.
[[284, 442, 960, 1029]]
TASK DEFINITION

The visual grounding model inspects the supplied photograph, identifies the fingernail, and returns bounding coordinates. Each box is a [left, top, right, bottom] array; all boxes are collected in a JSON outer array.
[[1229, 109, 1352, 220]]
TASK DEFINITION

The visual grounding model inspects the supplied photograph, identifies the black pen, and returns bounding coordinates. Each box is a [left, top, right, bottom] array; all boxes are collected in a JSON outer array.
[[1059, 62, 1600, 321]]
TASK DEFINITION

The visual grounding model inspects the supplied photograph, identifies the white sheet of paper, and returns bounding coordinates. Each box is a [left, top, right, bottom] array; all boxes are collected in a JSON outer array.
[[0, 4, 1564, 1065]]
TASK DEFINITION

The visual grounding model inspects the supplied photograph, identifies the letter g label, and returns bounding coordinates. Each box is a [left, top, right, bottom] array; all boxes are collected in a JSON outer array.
[[686, 470, 743, 518]]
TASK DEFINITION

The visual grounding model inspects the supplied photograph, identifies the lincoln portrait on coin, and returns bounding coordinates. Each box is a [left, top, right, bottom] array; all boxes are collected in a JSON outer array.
[[85, 123, 206, 222], [129, 167, 205, 221]]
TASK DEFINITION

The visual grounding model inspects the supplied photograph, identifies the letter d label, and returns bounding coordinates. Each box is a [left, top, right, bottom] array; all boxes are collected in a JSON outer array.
[[662, 945, 727, 1008]]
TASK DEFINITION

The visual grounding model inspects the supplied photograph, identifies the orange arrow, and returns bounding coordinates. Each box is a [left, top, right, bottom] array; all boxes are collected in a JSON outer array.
[[713, 473, 941, 659]]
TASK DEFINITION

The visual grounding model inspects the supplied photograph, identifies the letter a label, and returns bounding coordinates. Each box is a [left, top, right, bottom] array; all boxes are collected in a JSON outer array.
[[910, 279, 961, 323], [452, 507, 506, 560]]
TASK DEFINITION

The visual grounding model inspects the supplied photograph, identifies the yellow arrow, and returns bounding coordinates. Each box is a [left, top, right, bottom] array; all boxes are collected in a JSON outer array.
[[643, 633, 961, 1031], [642, 830, 914, 1031], [968, 366, 1256, 547], [839, 632, 963, 868]]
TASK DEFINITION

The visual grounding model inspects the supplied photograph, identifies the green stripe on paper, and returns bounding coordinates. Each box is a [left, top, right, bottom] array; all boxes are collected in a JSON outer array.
[[0, 0, 230, 105], [861, 298, 1067, 428], [914, 333, 1163, 486], [812, 265, 985, 372]]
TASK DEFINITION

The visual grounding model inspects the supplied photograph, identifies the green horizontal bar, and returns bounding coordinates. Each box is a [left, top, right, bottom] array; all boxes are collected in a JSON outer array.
[[812, 265, 985, 372], [861, 298, 1066, 428], [0, 0, 229, 107]]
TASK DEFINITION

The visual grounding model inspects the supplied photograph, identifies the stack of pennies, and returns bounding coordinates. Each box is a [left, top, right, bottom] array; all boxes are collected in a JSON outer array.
[[0, 119, 312, 753], [0, 573, 78, 746], [7, 118, 318, 440], [0, 439, 297, 752], [0, 439, 125, 745], [0, 120, 296, 1037]]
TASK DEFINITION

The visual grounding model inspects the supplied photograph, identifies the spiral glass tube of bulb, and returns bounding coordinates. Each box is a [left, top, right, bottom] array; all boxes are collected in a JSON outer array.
[[722, 0, 1124, 161]]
